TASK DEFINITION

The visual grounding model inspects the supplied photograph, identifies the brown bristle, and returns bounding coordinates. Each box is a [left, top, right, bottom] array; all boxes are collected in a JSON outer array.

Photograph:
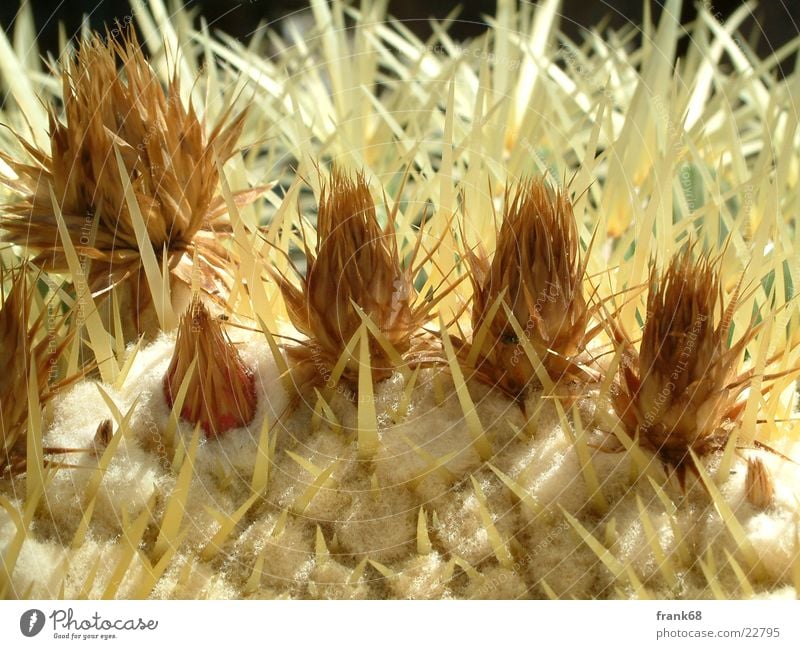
[[163, 297, 257, 437], [275, 167, 433, 386], [745, 456, 774, 510], [467, 177, 588, 396], [0, 27, 252, 339]]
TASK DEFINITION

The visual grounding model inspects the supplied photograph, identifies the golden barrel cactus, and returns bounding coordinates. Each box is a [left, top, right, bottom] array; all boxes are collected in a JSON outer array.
[[0, 0, 798, 606]]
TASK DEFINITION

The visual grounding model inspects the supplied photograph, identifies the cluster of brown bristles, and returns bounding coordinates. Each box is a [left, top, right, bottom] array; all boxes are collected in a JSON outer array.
[[0, 28, 791, 495]]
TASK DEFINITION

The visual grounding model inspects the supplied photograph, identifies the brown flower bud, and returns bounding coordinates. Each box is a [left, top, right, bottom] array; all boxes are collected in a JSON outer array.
[[275, 168, 431, 385], [0, 28, 253, 339], [468, 177, 588, 396], [164, 297, 257, 437], [612, 246, 749, 480], [1, 266, 74, 474], [745, 457, 774, 510]]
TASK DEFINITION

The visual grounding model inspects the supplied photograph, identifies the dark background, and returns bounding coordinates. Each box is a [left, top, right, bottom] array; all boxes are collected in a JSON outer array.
[[2, 1, 798, 74]]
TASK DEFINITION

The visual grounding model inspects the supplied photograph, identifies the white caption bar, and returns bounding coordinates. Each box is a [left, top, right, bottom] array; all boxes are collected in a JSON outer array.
[[0, 600, 797, 648]]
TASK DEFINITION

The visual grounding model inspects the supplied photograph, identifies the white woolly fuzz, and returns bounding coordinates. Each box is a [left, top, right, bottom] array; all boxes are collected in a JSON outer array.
[[701, 445, 800, 588], [3, 332, 799, 600], [390, 553, 452, 599], [40, 381, 161, 541]]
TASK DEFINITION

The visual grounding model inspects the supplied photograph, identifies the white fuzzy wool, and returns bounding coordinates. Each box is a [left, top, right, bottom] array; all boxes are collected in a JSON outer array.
[[2, 330, 799, 600]]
